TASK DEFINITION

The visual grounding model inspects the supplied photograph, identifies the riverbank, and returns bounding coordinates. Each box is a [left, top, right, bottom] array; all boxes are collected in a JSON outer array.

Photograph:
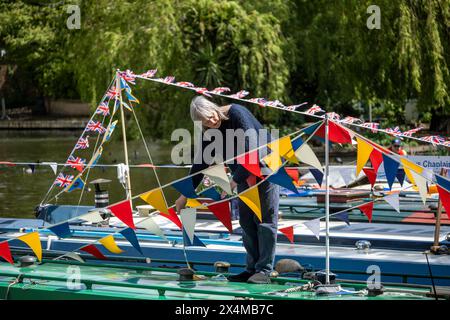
[[0, 117, 88, 130]]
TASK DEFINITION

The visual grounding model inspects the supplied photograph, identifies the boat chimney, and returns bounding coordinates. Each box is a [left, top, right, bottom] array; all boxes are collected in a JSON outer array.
[[90, 178, 111, 208]]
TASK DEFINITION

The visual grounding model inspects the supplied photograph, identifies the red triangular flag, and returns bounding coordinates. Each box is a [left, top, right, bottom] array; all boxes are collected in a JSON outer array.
[[437, 186, 450, 219], [315, 121, 352, 144], [369, 149, 383, 173], [208, 201, 232, 232], [236, 150, 262, 177], [358, 202, 374, 222], [107, 200, 136, 229], [0, 241, 14, 265], [160, 208, 183, 230], [363, 167, 377, 187], [279, 226, 294, 243], [286, 168, 299, 183], [246, 174, 257, 187], [80, 244, 107, 260]]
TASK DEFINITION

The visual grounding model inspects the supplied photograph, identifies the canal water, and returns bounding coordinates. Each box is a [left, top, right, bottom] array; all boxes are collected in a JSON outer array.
[[0, 130, 187, 218]]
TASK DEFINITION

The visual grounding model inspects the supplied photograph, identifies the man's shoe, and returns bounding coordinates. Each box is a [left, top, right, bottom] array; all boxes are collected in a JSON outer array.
[[227, 271, 254, 282], [247, 272, 271, 284]]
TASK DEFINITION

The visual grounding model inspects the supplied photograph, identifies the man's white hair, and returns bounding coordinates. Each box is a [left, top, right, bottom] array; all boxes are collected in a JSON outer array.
[[190, 96, 229, 122]]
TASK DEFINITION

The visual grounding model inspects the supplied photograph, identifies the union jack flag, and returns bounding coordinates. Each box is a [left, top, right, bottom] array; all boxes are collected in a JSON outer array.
[[176, 81, 195, 88], [210, 87, 231, 94], [160, 76, 175, 83], [75, 137, 89, 150], [194, 87, 212, 97], [86, 120, 106, 134], [361, 122, 380, 133], [120, 70, 136, 84], [140, 69, 157, 78], [385, 126, 402, 136], [265, 100, 284, 108], [326, 112, 340, 120], [95, 102, 110, 116], [443, 141, 450, 147], [54, 173, 74, 188], [305, 104, 324, 115], [106, 86, 120, 99], [284, 102, 307, 111], [420, 135, 446, 146], [228, 90, 249, 99], [340, 116, 361, 124], [402, 127, 423, 137], [248, 98, 268, 107], [67, 156, 86, 172]]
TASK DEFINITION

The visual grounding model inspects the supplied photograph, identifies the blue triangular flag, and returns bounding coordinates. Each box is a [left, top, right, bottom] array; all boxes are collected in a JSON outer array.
[[267, 167, 299, 194], [183, 230, 206, 247], [303, 122, 321, 135], [334, 212, 350, 225], [199, 188, 221, 201], [172, 176, 198, 199], [291, 136, 304, 151], [436, 175, 450, 192], [396, 168, 406, 186], [48, 222, 73, 238], [383, 154, 400, 189], [67, 176, 85, 192], [120, 228, 142, 255], [310, 169, 324, 186], [28, 164, 36, 173]]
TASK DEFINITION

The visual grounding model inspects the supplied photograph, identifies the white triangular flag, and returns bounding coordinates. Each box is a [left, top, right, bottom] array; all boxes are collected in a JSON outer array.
[[339, 170, 354, 186], [304, 218, 321, 240], [295, 143, 323, 173], [180, 208, 197, 244], [43, 162, 58, 175], [81, 211, 104, 223], [57, 252, 85, 263], [204, 164, 232, 194], [411, 171, 428, 205], [383, 193, 400, 213], [139, 216, 169, 242]]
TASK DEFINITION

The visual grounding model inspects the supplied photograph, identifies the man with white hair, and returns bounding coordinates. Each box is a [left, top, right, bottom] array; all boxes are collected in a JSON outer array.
[[175, 96, 280, 284]]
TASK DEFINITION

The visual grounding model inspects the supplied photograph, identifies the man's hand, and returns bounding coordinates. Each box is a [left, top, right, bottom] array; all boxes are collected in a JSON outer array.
[[175, 195, 187, 213], [221, 179, 238, 199]]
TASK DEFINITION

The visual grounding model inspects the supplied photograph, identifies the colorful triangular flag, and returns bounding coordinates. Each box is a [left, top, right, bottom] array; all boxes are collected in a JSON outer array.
[[207, 201, 232, 232], [171, 176, 198, 199], [369, 149, 384, 173], [396, 168, 406, 186], [0, 241, 14, 265], [180, 208, 197, 244], [204, 164, 232, 195], [236, 150, 262, 177], [80, 244, 106, 260], [356, 137, 373, 176], [48, 222, 73, 239], [199, 188, 222, 201], [357, 202, 374, 222], [268, 136, 299, 164], [383, 193, 400, 213], [267, 167, 299, 194], [139, 216, 169, 242], [120, 228, 142, 255], [279, 225, 294, 243], [315, 121, 353, 144], [161, 208, 183, 230], [262, 151, 283, 172], [411, 170, 428, 205], [18, 232, 42, 262], [107, 200, 135, 229], [99, 235, 123, 254], [310, 169, 324, 186], [42, 162, 58, 175], [437, 186, 450, 219], [383, 154, 400, 190], [291, 136, 304, 151], [66, 176, 85, 192], [140, 188, 169, 215], [238, 187, 262, 222], [362, 168, 377, 187], [401, 158, 424, 185], [304, 218, 321, 240], [295, 143, 323, 172], [58, 252, 85, 263], [285, 168, 300, 183], [436, 175, 450, 192], [334, 212, 350, 225], [81, 211, 104, 223]]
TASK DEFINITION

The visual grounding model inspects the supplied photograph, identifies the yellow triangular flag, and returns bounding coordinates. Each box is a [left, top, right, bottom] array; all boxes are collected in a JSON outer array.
[[140, 188, 169, 215], [186, 198, 206, 209], [268, 136, 299, 164], [410, 171, 428, 204], [238, 187, 262, 222], [401, 158, 424, 185], [356, 137, 373, 175], [262, 151, 283, 172], [99, 235, 123, 254], [18, 232, 42, 262]]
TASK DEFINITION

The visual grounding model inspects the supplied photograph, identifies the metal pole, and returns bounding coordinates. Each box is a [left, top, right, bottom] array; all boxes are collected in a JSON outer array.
[[116, 71, 133, 204], [324, 115, 330, 284]]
